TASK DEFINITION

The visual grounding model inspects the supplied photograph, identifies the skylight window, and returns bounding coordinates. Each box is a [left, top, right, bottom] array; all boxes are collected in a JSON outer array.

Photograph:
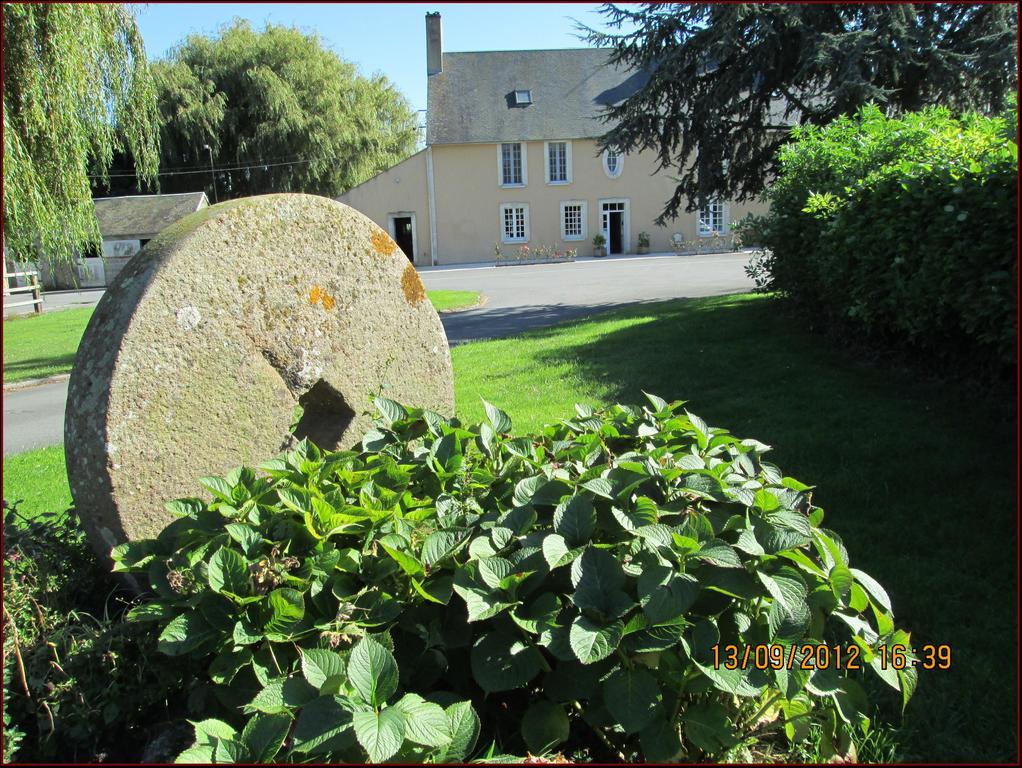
[[513, 89, 533, 106]]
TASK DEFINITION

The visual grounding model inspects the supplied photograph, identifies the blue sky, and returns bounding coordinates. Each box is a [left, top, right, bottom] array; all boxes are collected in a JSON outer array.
[[135, 3, 635, 116]]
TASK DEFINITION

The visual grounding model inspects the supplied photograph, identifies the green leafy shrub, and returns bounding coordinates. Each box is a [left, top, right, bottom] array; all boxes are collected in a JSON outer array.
[[2, 504, 196, 762], [755, 105, 1016, 373], [173, 634, 480, 763], [115, 396, 914, 762], [2, 661, 25, 763], [731, 212, 769, 254]]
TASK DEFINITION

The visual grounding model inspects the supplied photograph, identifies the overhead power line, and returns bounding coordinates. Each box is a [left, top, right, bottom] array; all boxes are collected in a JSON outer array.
[[90, 149, 313, 174], [89, 156, 322, 179]]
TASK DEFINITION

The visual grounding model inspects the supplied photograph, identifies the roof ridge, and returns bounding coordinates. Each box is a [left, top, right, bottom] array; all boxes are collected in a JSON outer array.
[[93, 192, 206, 201]]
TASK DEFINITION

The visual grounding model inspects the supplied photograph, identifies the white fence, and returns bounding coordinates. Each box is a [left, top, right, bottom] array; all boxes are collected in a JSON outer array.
[[3, 265, 43, 314]]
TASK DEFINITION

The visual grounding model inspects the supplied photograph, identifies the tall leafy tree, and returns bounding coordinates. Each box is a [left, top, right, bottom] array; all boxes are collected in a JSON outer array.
[[2, 3, 160, 266], [586, 3, 1018, 221], [100, 20, 419, 200]]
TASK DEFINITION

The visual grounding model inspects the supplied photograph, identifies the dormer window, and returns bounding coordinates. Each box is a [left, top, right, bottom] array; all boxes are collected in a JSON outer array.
[[513, 89, 533, 106]]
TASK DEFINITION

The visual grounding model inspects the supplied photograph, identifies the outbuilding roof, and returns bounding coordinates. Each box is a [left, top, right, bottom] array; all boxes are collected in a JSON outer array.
[[93, 192, 208, 239], [426, 48, 648, 145]]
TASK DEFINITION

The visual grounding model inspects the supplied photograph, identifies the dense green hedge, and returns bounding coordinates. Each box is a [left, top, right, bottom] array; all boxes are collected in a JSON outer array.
[[112, 396, 912, 763], [749, 106, 1017, 372]]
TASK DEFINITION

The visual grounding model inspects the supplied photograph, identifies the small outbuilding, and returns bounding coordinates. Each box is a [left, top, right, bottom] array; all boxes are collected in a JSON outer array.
[[88, 191, 210, 286], [31, 192, 209, 289]]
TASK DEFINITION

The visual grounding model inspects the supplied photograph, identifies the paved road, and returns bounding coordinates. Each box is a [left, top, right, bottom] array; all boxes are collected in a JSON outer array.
[[3, 287, 106, 317], [421, 251, 754, 344], [3, 252, 754, 455], [3, 381, 68, 456]]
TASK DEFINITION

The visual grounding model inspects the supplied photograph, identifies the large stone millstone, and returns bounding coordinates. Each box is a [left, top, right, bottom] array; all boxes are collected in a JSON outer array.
[[65, 193, 454, 556]]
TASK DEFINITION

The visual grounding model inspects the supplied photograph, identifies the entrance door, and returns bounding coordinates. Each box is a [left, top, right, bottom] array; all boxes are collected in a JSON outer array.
[[600, 201, 628, 255], [391, 216, 414, 262]]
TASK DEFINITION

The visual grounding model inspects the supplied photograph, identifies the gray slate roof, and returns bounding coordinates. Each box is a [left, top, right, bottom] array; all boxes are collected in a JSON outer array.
[[93, 192, 208, 238], [426, 48, 648, 145]]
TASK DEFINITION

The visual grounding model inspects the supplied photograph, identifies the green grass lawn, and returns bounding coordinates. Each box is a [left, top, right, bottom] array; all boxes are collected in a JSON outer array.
[[1, 290, 480, 384], [429, 289, 482, 312], [459, 294, 1016, 762], [2, 292, 1014, 762], [2, 445, 72, 519], [2, 307, 94, 383]]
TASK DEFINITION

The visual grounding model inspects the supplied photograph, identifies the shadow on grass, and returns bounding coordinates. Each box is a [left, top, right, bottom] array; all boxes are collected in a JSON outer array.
[[441, 294, 743, 345], [532, 295, 1016, 762], [3, 352, 77, 377]]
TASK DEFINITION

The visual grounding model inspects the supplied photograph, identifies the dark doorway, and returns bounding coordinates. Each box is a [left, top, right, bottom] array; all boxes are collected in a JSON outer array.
[[608, 211, 624, 254], [392, 217, 414, 262]]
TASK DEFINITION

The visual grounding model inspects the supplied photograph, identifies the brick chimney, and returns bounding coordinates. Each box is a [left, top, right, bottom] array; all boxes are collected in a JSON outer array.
[[426, 12, 442, 76]]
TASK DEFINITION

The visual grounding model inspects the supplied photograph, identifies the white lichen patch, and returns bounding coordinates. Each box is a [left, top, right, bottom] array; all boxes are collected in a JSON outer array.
[[176, 306, 202, 330], [295, 347, 324, 386]]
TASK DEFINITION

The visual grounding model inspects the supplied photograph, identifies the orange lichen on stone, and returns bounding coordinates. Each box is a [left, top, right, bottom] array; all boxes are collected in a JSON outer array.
[[401, 263, 427, 305], [371, 229, 398, 256], [308, 284, 336, 310]]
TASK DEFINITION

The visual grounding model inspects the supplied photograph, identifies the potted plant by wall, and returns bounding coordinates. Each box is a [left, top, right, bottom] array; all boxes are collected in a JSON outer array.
[[592, 232, 607, 257], [637, 231, 650, 254]]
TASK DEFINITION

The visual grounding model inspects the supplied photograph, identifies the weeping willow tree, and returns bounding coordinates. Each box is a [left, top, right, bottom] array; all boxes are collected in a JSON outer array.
[[2, 3, 160, 268], [100, 20, 419, 200]]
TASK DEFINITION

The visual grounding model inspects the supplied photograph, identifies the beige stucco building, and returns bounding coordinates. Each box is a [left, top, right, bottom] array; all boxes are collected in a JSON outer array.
[[338, 13, 767, 266]]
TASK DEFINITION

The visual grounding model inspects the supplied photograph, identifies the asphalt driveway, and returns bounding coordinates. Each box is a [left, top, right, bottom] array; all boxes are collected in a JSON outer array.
[[3, 251, 755, 455], [425, 251, 753, 343]]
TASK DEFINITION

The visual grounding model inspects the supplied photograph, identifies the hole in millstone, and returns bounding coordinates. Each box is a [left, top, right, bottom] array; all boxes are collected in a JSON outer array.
[[287, 379, 355, 450]]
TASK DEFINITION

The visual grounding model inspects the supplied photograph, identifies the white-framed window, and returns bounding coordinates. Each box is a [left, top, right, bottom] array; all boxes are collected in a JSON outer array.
[[500, 203, 529, 243], [560, 200, 587, 241], [698, 200, 729, 235], [545, 141, 572, 184], [498, 142, 527, 187], [514, 89, 533, 106], [602, 147, 624, 178]]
